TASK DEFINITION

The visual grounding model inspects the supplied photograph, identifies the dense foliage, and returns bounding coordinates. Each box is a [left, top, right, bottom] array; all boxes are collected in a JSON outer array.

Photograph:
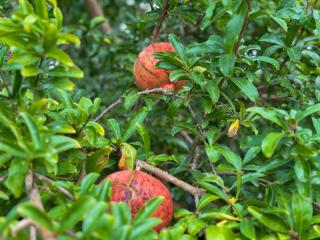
[[0, 0, 320, 239]]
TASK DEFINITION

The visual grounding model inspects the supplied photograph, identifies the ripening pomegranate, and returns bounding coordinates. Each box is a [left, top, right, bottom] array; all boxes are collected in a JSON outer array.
[[133, 42, 185, 90], [103, 170, 173, 231]]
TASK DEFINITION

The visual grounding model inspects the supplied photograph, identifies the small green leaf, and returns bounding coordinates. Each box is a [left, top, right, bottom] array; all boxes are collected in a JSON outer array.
[[230, 77, 259, 102], [271, 16, 288, 32], [5, 159, 28, 198], [210, 145, 242, 171], [118, 143, 137, 170], [133, 196, 163, 224], [107, 119, 121, 140], [18, 203, 54, 231], [248, 206, 288, 233], [206, 80, 220, 104], [219, 54, 235, 77], [255, 56, 280, 70], [135, 123, 150, 154], [46, 48, 74, 66], [206, 225, 235, 240], [261, 132, 285, 158]]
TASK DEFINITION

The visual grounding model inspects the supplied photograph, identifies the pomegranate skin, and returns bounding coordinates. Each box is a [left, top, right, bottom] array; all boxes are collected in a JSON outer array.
[[105, 170, 173, 231], [133, 42, 185, 90]]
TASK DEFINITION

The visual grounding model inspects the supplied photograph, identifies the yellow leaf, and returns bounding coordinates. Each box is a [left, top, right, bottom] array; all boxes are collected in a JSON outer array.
[[228, 119, 240, 138]]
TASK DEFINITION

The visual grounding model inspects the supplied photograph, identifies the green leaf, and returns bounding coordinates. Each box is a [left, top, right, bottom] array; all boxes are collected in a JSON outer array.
[[255, 56, 280, 70], [119, 143, 137, 170], [18, 203, 54, 231], [219, 53, 235, 77], [59, 197, 96, 231], [206, 80, 220, 104], [133, 197, 163, 224], [206, 225, 235, 240], [49, 66, 83, 78], [248, 107, 288, 129], [198, 182, 229, 202], [294, 159, 309, 182], [82, 202, 108, 235], [46, 48, 74, 67], [205, 145, 220, 163], [287, 47, 301, 62], [107, 119, 121, 140], [200, 2, 216, 30], [21, 66, 40, 77], [123, 107, 148, 141], [210, 145, 242, 171], [296, 104, 320, 122], [80, 173, 99, 195], [271, 16, 288, 32], [230, 77, 259, 102], [197, 194, 220, 211], [85, 147, 112, 173], [169, 69, 188, 82], [187, 218, 207, 236], [291, 194, 313, 235], [240, 219, 256, 240], [261, 132, 285, 158], [248, 206, 288, 233], [34, 0, 48, 19], [135, 123, 150, 154], [168, 34, 185, 60], [20, 112, 41, 149], [5, 159, 28, 198], [124, 92, 139, 111]]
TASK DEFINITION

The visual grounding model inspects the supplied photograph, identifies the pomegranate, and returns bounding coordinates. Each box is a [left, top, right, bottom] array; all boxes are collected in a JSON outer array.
[[133, 42, 185, 90], [103, 170, 173, 231]]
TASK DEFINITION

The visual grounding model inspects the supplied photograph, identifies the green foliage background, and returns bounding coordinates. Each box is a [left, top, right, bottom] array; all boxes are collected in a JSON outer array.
[[0, 0, 320, 239]]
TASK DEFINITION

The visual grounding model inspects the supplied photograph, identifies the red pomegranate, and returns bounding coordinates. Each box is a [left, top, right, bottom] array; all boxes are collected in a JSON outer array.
[[104, 170, 173, 231], [133, 42, 185, 90]]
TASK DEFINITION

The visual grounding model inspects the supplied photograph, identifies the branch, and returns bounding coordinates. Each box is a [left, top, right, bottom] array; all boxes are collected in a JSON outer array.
[[25, 172, 57, 240], [136, 160, 205, 203], [11, 219, 36, 235], [85, 0, 112, 34], [34, 173, 74, 200], [94, 97, 123, 121], [151, 0, 169, 43], [234, 0, 251, 55], [94, 87, 181, 122]]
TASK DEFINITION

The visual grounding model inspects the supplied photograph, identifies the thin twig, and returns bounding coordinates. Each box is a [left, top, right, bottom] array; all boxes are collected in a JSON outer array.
[[25, 171, 56, 240], [180, 130, 194, 146], [313, 201, 320, 212], [136, 160, 205, 198], [234, 0, 251, 55], [11, 219, 36, 236], [94, 87, 181, 122], [151, 0, 169, 43], [85, 0, 112, 34], [0, 174, 7, 182], [94, 97, 123, 121], [190, 146, 201, 170], [34, 173, 74, 200]]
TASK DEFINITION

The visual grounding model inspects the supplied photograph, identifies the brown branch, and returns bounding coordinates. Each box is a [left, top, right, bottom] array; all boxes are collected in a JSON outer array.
[[136, 160, 205, 199], [94, 97, 123, 121], [180, 130, 194, 146], [94, 87, 182, 122], [234, 0, 251, 55], [151, 0, 169, 43], [85, 0, 112, 34], [11, 219, 36, 236], [190, 146, 201, 170], [34, 173, 74, 200], [313, 201, 320, 212], [25, 172, 57, 240]]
